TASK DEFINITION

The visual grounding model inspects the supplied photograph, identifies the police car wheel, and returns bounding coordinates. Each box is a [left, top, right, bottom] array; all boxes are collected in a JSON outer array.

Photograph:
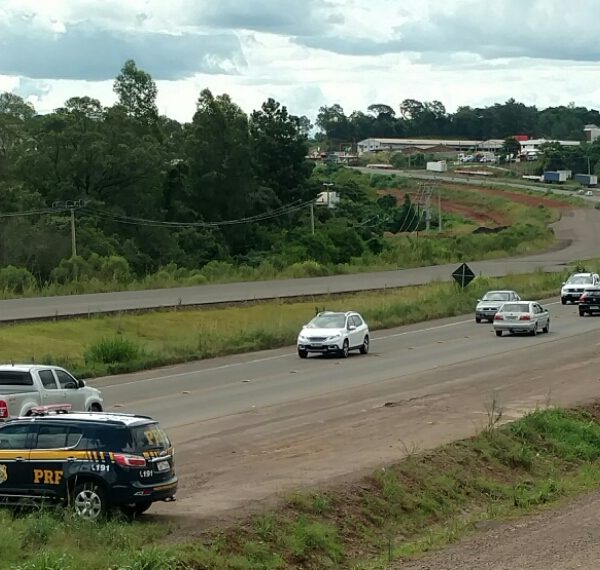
[[73, 482, 108, 520], [120, 501, 152, 519]]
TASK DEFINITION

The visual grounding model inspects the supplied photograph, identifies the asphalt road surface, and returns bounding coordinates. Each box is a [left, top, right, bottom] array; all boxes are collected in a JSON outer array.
[[2, 208, 600, 322], [89, 297, 600, 528], [354, 165, 600, 202]]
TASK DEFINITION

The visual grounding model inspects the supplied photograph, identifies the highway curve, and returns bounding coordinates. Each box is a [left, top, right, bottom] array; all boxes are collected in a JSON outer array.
[[90, 298, 600, 523], [1, 208, 600, 322]]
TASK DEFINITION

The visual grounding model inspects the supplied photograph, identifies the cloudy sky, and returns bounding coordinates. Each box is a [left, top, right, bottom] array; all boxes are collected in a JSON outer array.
[[1, 0, 599, 124]]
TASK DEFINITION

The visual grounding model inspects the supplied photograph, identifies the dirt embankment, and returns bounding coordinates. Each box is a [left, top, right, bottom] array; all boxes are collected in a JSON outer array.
[[379, 184, 572, 229]]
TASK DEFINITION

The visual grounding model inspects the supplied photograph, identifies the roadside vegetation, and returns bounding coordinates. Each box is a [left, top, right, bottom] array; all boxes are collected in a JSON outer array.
[[0, 166, 573, 300], [7, 403, 600, 569], [2, 73, 598, 304], [0, 268, 573, 378]]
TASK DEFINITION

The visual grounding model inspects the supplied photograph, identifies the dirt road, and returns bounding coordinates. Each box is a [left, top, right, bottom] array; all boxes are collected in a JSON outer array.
[[397, 491, 600, 569]]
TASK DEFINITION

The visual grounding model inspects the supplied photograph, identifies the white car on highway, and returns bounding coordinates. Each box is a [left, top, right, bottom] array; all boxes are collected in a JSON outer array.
[[297, 311, 370, 358], [493, 301, 550, 337], [561, 272, 600, 304]]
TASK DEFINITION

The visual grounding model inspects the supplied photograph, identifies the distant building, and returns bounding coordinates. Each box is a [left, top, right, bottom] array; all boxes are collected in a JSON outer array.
[[357, 132, 585, 157], [357, 138, 481, 155], [315, 191, 340, 208], [584, 124, 600, 143], [519, 139, 580, 153]]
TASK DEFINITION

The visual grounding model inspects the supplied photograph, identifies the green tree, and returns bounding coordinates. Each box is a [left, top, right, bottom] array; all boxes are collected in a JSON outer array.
[[502, 136, 521, 158], [316, 104, 352, 142], [184, 89, 255, 255], [113, 60, 158, 123], [250, 98, 314, 205], [0, 93, 35, 171]]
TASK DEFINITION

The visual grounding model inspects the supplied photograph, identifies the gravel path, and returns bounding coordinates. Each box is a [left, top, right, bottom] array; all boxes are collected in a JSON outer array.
[[397, 491, 600, 570]]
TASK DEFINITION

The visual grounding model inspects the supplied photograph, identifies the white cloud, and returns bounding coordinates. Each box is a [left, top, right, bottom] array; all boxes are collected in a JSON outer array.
[[0, 0, 599, 123]]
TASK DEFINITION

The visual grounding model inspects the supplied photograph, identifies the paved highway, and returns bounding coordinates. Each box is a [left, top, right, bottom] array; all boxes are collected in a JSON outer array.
[[1, 208, 599, 323], [88, 298, 600, 518], [354, 165, 600, 201]]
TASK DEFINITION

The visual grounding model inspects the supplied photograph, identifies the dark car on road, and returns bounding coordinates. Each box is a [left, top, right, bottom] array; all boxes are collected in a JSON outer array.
[[578, 287, 600, 316], [0, 409, 177, 519]]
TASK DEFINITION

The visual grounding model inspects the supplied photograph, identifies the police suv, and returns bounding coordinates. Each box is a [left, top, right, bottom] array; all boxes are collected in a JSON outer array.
[[0, 406, 177, 519]]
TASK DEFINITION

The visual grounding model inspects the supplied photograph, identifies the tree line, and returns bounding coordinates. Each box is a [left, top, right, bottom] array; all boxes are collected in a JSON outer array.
[[316, 99, 600, 144], [0, 60, 330, 280], [1, 59, 599, 287]]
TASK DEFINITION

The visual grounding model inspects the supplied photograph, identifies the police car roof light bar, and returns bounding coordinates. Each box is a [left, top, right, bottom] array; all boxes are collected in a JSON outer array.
[[29, 403, 73, 416]]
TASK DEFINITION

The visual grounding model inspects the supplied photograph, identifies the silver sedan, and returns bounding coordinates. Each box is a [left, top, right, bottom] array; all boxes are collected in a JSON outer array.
[[493, 301, 550, 337]]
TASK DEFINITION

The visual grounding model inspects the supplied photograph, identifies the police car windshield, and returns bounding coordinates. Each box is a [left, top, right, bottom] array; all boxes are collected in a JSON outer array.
[[130, 423, 171, 452]]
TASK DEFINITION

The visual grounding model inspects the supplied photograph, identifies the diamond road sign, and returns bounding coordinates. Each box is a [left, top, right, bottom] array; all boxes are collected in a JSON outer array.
[[452, 263, 475, 289]]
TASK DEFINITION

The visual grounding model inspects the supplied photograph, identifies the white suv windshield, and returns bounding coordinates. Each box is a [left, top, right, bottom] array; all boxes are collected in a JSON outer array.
[[308, 315, 346, 329], [567, 276, 593, 284]]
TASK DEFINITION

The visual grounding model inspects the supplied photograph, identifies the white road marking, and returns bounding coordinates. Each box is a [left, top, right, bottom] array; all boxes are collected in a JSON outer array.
[[102, 301, 563, 388]]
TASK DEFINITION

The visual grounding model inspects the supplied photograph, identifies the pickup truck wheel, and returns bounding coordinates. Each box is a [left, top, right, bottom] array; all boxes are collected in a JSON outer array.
[[495, 330, 503, 337], [120, 501, 152, 519], [475, 316, 481, 323], [88, 403, 102, 412], [297, 349, 308, 359], [73, 482, 109, 520]]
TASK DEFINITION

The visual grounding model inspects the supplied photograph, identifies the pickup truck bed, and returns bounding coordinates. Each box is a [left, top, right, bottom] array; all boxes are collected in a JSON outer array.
[[0, 365, 103, 418]]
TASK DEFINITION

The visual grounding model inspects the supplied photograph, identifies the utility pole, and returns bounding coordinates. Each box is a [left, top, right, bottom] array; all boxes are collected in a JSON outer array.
[[52, 199, 85, 281], [425, 186, 432, 231], [310, 203, 315, 235], [70, 206, 77, 258], [438, 185, 442, 232]]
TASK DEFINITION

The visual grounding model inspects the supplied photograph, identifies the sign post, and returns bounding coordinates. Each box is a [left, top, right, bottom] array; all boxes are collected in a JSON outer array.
[[451, 263, 475, 289]]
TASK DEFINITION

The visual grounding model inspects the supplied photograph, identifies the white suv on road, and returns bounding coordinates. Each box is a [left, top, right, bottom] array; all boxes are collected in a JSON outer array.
[[561, 272, 600, 304], [297, 311, 370, 359]]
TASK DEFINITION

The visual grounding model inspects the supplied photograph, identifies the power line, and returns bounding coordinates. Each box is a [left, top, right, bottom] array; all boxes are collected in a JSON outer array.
[[394, 184, 425, 234], [0, 199, 314, 228], [79, 200, 313, 229], [0, 206, 68, 219]]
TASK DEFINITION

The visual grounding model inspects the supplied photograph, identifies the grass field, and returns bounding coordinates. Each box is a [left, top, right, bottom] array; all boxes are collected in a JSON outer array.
[[0, 269, 571, 378], [6, 404, 600, 569]]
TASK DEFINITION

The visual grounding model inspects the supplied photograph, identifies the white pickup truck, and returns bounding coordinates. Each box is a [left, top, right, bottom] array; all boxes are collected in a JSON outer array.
[[0, 364, 103, 418]]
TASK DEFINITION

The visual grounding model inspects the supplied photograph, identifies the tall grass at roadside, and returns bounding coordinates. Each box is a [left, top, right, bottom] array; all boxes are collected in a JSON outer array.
[[0, 509, 167, 570], [0, 269, 568, 378], [6, 406, 600, 569]]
